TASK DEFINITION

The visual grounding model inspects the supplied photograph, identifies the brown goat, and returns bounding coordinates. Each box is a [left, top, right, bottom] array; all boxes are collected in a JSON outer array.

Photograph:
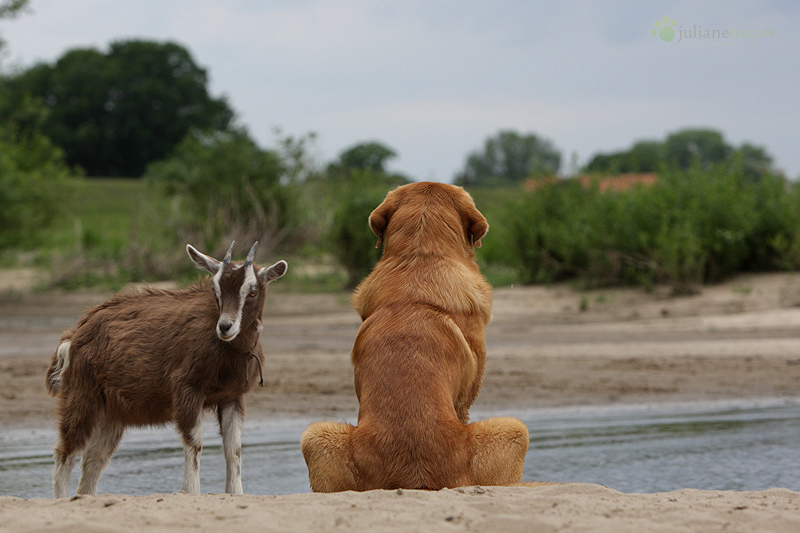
[[46, 242, 287, 498]]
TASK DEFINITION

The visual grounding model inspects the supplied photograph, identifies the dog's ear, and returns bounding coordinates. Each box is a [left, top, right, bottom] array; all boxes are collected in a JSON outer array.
[[462, 203, 489, 248], [368, 193, 399, 248]]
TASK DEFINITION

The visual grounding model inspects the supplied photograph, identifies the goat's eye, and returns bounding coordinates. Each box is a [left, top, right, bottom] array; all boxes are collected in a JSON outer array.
[[248, 287, 258, 298]]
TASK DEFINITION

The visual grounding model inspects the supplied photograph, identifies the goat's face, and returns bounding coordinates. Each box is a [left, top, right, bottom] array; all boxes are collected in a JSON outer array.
[[187, 242, 288, 342]]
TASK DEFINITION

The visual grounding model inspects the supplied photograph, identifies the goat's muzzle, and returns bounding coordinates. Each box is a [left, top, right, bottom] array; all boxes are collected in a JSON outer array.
[[217, 320, 238, 342]]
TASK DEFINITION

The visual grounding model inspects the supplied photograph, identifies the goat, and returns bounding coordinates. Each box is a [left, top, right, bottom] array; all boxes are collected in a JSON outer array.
[[45, 241, 287, 498]]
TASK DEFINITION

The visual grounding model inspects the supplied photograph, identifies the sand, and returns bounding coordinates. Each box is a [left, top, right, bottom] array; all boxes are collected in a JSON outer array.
[[1, 485, 799, 532], [2, 272, 800, 531]]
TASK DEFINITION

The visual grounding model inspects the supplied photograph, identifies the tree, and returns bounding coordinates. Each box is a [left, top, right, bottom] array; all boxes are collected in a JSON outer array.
[[328, 171, 388, 288], [145, 128, 297, 256], [326, 140, 409, 184], [0, 0, 27, 53], [272, 129, 320, 184], [584, 140, 663, 174], [664, 128, 731, 170], [455, 130, 561, 186], [733, 143, 773, 181], [0, 0, 75, 250], [583, 129, 775, 178], [0, 125, 73, 248], [0, 39, 234, 176], [324, 141, 408, 288], [338, 141, 396, 172]]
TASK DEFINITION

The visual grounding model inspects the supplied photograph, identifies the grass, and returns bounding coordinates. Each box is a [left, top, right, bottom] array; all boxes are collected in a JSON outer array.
[[34, 177, 179, 289], [30, 177, 352, 291], [45, 177, 165, 254], [31, 179, 527, 290]]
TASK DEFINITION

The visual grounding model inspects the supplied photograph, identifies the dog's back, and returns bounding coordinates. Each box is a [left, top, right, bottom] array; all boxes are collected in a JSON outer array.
[[349, 302, 477, 489]]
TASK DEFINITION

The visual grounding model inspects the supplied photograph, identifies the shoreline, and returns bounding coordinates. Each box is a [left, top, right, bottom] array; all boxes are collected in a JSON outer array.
[[7, 394, 798, 432], [3, 272, 800, 427]]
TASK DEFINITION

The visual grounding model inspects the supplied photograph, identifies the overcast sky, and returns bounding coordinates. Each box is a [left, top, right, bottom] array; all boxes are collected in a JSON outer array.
[[1, 0, 798, 181]]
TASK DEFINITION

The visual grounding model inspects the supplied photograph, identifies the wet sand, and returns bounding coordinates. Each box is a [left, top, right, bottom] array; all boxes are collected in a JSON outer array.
[[3, 272, 799, 425]]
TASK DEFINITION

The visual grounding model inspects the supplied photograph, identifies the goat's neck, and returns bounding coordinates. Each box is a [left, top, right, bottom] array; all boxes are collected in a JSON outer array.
[[228, 319, 263, 355]]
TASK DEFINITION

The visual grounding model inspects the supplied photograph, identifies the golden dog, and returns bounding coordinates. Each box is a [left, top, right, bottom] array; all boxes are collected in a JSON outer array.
[[301, 182, 530, 491]]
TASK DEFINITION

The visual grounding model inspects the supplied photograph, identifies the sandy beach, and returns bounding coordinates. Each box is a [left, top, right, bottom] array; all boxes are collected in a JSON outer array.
[[1, 272, 799, 531]]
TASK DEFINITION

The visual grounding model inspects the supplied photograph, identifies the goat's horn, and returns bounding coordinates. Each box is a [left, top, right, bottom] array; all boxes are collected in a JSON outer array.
[[244, 241, 259, 267], [223, 241, 235, 266]]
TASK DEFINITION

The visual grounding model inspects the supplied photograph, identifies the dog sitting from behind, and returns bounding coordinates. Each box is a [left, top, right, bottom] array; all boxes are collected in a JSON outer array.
[[301, 182, 541, 491]]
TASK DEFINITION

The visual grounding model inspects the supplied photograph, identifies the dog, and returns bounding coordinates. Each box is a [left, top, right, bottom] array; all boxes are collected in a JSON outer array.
[[301, 182, 531, 491]]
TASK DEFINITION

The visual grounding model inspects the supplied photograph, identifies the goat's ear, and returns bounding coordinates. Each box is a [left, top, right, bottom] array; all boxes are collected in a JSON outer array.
[[186, 244, 221, 274], [368, 193, 399, 248], [258, 260, 288, 284]]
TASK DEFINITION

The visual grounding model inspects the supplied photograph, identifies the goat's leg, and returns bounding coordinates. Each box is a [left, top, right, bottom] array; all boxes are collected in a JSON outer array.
[[218, 400, 244, 495], [53, 392, 101, 498], [52, 449, 76, 499], [76, 413, 125, 495], [177, 407, 204, 494]]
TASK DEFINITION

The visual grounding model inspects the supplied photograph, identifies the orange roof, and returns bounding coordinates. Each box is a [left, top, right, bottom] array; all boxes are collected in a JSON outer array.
[[579, 173, 657, 192], [523, 173, 658, 192], [522, 176, 560, 191]]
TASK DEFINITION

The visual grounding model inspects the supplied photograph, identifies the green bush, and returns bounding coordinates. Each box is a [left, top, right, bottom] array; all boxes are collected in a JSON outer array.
[[0, 124, 74, 250], [502, 180, 630, 285], [497, 165, 794, 290], [645, 166, 758, 287], [756, 178, 800, 271], [327, 170, 398, 288], [145, 129, 299, 259]]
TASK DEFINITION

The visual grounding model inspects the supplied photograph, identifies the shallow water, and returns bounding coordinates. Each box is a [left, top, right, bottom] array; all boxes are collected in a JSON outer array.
[[517, 399, 800, 493], [1, 399, 798, 498]]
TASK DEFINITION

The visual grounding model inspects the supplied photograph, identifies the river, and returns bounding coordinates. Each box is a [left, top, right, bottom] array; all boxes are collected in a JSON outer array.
[[1, 398, 797, 498]]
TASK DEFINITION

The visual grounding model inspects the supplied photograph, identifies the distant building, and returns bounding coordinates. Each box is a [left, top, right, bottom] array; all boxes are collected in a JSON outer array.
[[578, 173, 658, 192], [523, 173, 658, 192]]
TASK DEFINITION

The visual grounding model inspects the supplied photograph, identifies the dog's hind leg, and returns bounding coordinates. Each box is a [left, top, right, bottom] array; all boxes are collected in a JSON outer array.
[[469, 416, 530, 486], [300, 422, 358, 492]]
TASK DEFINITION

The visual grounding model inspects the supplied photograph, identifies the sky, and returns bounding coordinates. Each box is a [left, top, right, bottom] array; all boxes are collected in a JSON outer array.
[[1, 0, 798, 181]]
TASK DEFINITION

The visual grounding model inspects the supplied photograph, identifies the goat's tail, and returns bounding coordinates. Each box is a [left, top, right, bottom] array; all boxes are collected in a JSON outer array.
[[46, 336, 72, 396]]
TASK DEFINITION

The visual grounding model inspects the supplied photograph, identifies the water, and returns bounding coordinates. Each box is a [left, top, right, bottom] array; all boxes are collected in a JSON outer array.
[[516, 399, 800, 493], [2, 399, 798, 498]]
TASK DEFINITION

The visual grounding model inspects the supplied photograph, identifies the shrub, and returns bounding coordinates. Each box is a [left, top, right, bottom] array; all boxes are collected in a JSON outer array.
[[644, 166, 758, 286], [327, 170, 399, 288], [145, 129, 299, 259], [0, 124, 74, 250], [756, 178, 800, 271], [504, 179, 637, 286], [500, 165, 781, 290]]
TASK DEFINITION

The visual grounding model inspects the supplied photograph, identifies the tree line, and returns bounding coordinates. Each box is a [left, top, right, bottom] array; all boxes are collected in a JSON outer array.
[[0, 33, 780, 184], [2, 10, 796, 291], [0, 39, 232, 176]]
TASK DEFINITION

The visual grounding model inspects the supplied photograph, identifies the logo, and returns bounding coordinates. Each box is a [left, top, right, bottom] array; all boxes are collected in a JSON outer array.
[[650, 16, 776, 44], [652, 16, 677, 42]]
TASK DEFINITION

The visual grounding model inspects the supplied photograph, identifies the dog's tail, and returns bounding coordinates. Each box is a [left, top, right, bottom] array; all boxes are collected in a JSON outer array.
[[46, 336, 72, 396]]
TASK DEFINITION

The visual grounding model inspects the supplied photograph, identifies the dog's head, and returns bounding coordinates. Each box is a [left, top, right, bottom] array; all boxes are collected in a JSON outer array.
[[368, 182, 489, 251]]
